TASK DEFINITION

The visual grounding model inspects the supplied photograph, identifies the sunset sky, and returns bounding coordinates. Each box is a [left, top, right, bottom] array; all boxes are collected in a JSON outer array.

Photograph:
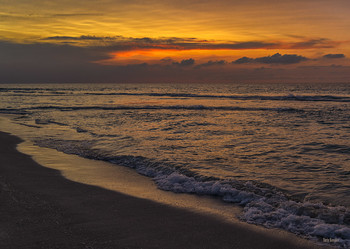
[[1, 0, 350, 83]]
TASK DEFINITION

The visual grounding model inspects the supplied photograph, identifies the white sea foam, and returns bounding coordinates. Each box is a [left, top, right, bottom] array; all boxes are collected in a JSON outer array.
[[153, 173, 350, 248]]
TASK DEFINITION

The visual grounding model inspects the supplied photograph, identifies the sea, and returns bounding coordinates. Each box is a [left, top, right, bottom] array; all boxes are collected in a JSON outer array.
[[0, 83, 349, 247]]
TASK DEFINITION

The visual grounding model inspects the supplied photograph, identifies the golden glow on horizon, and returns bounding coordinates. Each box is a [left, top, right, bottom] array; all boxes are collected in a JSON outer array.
[[97, 48, 275, 65], [112, 49, 181, 58]]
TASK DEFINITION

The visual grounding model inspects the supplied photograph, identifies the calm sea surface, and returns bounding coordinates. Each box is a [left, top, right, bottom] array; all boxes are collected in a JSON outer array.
[[1, 83, 349, 247]]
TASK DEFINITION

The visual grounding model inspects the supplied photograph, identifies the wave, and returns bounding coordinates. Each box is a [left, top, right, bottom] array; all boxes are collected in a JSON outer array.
[[34, 119, 68, 126], [34, 138, 350, 247], [0, 108, 30, 115], [84, 92, 350, 102], [11, 105, 304, 113], [301, 142, 350, 155], [0, 87, 73, 92]]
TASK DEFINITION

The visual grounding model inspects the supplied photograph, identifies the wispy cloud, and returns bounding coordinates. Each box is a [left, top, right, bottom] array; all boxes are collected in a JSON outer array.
[[286, 38, 339, 49], [44, 35, 110, 41]]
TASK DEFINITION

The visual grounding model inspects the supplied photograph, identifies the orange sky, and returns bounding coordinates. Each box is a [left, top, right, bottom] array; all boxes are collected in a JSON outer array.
[[1, 0, 350, 83]]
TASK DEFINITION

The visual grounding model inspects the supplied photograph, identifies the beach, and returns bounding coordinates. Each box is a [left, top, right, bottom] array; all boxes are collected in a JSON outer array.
[[0, 131, 327, 249], [2, 0, 350, 246]]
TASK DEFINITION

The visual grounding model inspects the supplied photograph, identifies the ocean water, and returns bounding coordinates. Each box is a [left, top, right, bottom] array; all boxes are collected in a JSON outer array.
[[1, 83, 350, 247]]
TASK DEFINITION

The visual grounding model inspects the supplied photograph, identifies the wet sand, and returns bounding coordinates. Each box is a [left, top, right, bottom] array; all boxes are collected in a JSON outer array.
[[0, 131, 327, 249]]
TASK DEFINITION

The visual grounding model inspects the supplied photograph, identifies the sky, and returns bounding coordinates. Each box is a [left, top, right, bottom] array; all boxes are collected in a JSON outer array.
[[1, 0, 350, 83]]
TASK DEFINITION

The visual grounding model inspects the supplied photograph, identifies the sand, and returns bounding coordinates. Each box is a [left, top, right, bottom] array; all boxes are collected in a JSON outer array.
[[0, 131, 328, 249]]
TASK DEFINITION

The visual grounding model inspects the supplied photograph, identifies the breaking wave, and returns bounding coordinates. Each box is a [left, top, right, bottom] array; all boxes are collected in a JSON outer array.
[[34, 138, 350, 248]]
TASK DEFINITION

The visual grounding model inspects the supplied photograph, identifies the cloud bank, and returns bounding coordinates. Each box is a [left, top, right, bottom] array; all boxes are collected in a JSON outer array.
[[0, 40, 349, 84]]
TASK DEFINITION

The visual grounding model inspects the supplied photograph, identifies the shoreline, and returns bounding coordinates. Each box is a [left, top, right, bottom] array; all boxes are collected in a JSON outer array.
[[0, 131, 328, 249]]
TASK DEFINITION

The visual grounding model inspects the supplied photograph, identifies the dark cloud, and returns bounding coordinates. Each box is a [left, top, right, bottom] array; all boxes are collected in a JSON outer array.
[[160, 57, 174, 63], [256, 53, 308, 64], [173, 58, 195, 66], [233, 57, 254, 64], [42, 35, 342, 52], [288, 38, 333, 49], [186, 41, 278, 50], [44, 35, 279, 50], [44, 35, 201, 44], [211, 41, 278, 50], [44, 35, 119, 41], [233, 53, 308, 65], [323, 54, 346, 59]]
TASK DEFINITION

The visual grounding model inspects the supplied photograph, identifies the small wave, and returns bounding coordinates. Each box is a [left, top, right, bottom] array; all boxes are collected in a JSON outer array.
[[84, 92, 350, 102], [0, 87, 72, 92], [0, 87, 77, 96], [301, 142, 350, 155], [0, 109, 29, 115], [35, 119, 50, 125], [76, 127, 88, 133], [13, 105, 304, 113], [17, 122, 42, 128], [34, 119, 68, 126], [34, 138, 350, 247]]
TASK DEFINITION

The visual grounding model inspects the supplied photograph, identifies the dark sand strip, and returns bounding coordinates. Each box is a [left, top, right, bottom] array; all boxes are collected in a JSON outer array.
[[0, 131, 325, 249]]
